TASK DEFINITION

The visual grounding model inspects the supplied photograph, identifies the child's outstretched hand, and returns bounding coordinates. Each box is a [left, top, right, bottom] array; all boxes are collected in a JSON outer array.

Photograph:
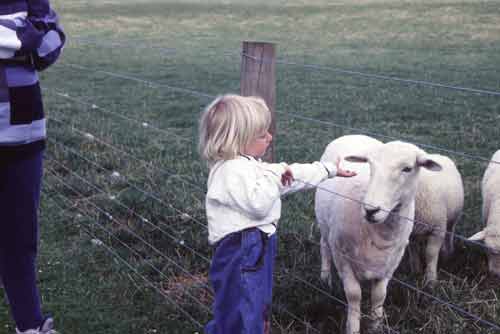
[[335, 158, 357, 178], [281, 167, 294, 186]]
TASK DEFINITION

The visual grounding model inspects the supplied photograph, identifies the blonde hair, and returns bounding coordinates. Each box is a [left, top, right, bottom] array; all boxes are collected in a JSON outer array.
[[198, 94, 271, 165]]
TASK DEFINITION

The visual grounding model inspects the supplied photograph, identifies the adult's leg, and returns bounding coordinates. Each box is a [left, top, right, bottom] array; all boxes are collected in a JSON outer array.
[[0, 151, 44, 331]]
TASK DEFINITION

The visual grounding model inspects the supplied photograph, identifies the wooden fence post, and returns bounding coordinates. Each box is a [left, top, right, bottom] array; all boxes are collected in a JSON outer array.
[[240, 41, 276, 162]]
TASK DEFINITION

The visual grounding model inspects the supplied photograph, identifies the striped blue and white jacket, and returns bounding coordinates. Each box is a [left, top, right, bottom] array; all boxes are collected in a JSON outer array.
[[0, 0, 65, 159]]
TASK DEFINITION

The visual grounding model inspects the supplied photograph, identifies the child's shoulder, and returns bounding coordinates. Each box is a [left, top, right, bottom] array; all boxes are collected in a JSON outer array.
[[222, 156, 254, 169], [215, 156, 255, 176], [208, 158, 255, 188]]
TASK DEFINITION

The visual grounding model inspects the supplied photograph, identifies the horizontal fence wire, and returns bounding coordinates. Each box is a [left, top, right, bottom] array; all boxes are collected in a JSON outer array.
[[47, 85, 488, 230], [39, 188, 177, 313], [46, 168, 213, 311], [41, 189, 78, 222], [292, 265, 404, 333], [47, 122, 397, 331], [83, 228, 205, 329], [47, 138, 397, 333], [42, 185, 205, 329], [52, 61, 500, 166], [239, 52, 500, 97], [49, 123, 498, 329], [274, 110, 500, 166], [45, 43, 500, 331], [66, 38, 500, 97], [49, 103, 494, 256], [290, 272, 399, 334], [45, 161, 375, 333], [45, 87, 498, 332], [42, 179, 201, 281], [46, 165, 211, 292], [45, 152, 321, 332], [47, 83, 488, 243], [59, 62, 214, 100], [52, 142, 493, 331], [46, 89, 192, 143], [82, 226, 205, 328], [49, 169, 327, 332], [292, 179, 500, 331], [51, 103, 494, 251], [300, 177, 497, 259], [48, 137, 207, 231], [49, 115, 204, 192], [322, 238, 500, 331], [271, 302, 321, 334], [48, 155, 211, 264]]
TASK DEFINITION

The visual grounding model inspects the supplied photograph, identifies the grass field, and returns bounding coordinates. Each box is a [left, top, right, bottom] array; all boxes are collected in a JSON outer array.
[[1, 0, 500, 333]]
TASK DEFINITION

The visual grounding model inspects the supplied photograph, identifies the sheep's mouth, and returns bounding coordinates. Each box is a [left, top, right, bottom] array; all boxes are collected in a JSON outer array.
[[365, 202, 402, 224], [390, 203, 402, 216], [365, 213, 382, 224], [365, 215, 378, 224]]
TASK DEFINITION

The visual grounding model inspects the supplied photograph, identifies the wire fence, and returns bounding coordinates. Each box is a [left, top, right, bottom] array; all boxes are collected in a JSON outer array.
[[68, 38, 500, 97], [55, 58, 500, 166], [48, 114, 495, 255], [45, 111, 500, 331], [45, 161, 332, 333], [37, 36, 500, 333], [42, 188, 206, 329]]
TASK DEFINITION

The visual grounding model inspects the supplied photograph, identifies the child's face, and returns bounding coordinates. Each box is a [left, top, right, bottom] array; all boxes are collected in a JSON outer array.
[[242, 131, 273, 158]]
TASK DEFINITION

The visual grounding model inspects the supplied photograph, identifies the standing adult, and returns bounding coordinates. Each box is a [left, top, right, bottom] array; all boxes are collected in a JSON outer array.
[[0, 0, 65, 333]]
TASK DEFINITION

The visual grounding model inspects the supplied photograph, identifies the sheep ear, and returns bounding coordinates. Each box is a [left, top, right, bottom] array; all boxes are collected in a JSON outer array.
[[417, 156, 442, 171], [345, 155, 368, 163], [469, 230, 486, 241]]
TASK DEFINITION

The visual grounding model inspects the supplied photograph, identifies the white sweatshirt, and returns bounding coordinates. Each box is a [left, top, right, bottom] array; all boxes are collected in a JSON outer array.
[[205, 155, 336, 244]]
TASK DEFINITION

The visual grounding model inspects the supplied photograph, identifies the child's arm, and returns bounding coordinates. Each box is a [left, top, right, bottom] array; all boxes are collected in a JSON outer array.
[[277, 159, 356, 196], [209, 159, 355, 219], [277, 161, 335, 195]]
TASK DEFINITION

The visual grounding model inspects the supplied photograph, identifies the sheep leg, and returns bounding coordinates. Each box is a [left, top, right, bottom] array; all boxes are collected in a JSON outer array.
[[320, 235, 333, 287], [424, 231, 445, 286], [440, 218, 457, 259], [309, 221, 317, 240], [488, 254, 500, 277], [407, 242, 422, 274], [369, 278, 389, 331], [342, 271, 362, 334]]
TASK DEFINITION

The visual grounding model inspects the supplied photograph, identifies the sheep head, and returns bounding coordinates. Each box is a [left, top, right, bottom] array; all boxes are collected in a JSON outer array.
[[469, 229, 500, 278], [346, 141, 441, 225]]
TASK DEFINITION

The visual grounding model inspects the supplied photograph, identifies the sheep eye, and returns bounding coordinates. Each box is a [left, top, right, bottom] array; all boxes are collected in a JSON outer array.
[[402, 166, 413, 173]]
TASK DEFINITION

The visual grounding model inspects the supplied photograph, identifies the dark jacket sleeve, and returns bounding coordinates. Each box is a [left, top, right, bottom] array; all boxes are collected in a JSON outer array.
[[0, 0, 65, 71], [27, 0, 66, 71]]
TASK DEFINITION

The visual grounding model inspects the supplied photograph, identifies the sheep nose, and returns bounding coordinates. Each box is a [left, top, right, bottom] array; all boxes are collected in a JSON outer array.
[[365, 206, 381, 219]]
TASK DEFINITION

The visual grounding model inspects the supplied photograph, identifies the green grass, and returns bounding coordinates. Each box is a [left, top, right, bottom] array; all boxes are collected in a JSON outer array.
[[1, 0, 500, 333]]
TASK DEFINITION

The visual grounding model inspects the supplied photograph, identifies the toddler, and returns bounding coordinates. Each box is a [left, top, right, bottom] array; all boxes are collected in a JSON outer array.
[[199, 94, 355, 334]]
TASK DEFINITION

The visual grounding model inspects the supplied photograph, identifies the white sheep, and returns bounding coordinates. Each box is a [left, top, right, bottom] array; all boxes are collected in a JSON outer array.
[[468, 150, 500, 277], [315, 135, 442, 334], [315, 134, 382, 287], [318, 137, 464, 285], [410, 154, 464, 285]]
